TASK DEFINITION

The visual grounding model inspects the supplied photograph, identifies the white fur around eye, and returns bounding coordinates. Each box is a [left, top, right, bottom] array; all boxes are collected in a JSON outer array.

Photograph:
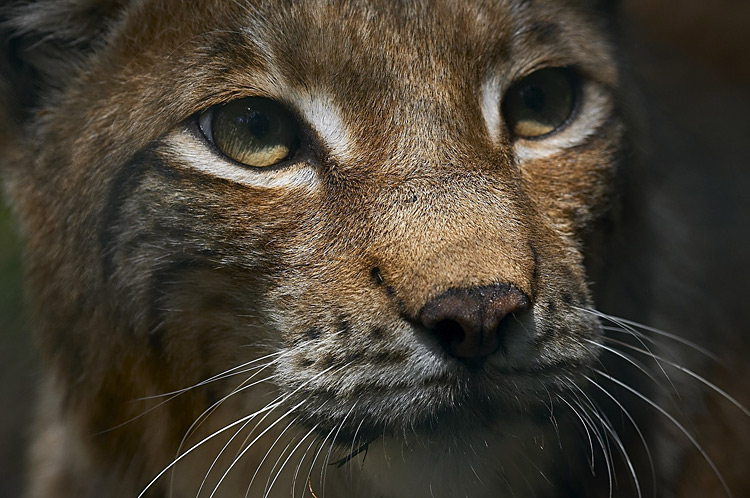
[[512, 82, 612, 162], [288, 92, 354, 162], [163, 129, 320, 190], [481, 74, 504, 146]]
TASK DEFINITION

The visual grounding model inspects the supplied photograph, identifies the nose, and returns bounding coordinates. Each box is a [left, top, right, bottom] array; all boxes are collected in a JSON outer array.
[[418, 284, 530, 360]]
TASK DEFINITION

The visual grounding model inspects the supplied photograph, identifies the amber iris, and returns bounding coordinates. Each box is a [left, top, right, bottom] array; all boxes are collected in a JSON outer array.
[[209, 97, 298, 168], [502, 67, 577, 139]]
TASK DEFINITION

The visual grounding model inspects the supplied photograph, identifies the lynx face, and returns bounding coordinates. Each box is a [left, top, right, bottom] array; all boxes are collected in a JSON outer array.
[[2, 0, 632, 497]]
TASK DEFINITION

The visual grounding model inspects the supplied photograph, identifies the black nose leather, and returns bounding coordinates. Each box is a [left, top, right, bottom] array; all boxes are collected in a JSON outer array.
[[418, 284, 530, 360]]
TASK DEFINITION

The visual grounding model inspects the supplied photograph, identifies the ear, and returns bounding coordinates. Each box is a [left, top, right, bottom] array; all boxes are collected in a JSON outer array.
[[0, 0, 125, 171], [1, 0, 124, 114]]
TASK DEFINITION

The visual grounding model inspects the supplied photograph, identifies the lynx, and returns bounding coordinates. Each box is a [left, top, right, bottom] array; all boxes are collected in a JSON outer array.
[[1, 0, 747, 497]]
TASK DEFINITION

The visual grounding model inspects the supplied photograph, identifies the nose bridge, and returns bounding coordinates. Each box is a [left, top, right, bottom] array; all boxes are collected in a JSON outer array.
[[367, 170, 537, 314]]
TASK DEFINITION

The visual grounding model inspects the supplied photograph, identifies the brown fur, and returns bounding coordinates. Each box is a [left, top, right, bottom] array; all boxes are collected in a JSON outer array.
[[0, 1, 747, 497]]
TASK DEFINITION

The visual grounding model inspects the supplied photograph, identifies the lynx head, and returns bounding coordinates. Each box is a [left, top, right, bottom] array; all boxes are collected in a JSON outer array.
[[2, 0, 626, 496]]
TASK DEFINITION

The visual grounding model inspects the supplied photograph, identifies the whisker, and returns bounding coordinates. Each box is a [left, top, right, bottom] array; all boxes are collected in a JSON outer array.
[[584, 374, 656, 498], [207, 363, 351, 498], [172, 368, 285, 489], [544, 386, 562, 450], [469, 459, 486, 487], [321, 401, 359, 494], [293, 427, 327, 498], [195, 412, 259, 498], [257, 417, 303, 498], [606, 317, 719, 361], [594, 368, 733, 498], [580, 308, 681, 396], [572, 379, 642, 498], [600, 325, 680, 359], [514, 444, 554, 494], [98, 355, 284, 437], [139, 362, 341, 498], [142, 351, 286, 400], [563, 393, 613, 496], [177, 342, 316, 451], [602, 338, 750, 418], [508, 457, 540, 498], [584, 339, 663, 389], [304, 419, 344, 497], [345, 416, 368, 470], [260, 422, 321, 498], [137, 403, 280, 498], [207, 401, 306, 498], [559, 378, 596, 470], [578, 307, 718, 360], [245, 415, 302, 495]]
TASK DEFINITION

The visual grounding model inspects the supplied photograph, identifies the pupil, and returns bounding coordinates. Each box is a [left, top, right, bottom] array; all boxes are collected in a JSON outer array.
[[521, 85, 546, 112], [245, 110, 270, 138]]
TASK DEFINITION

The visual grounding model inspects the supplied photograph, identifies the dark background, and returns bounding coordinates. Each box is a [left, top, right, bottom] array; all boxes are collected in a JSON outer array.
[[1, 1, 748, 496]]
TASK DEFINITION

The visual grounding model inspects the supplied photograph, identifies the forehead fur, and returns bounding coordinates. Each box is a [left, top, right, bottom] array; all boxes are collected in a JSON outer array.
[[2, 0, 615, 176]]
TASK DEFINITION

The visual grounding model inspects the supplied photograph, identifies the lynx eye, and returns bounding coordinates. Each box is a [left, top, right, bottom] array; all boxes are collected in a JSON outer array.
[[502, 67, 577, 139], [199, 97, 298, 168]]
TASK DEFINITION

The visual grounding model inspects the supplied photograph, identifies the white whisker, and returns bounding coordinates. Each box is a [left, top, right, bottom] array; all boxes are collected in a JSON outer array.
[[195, 412, 257, 498], [578, 307, 718, 360], [137, 403, 280, 498], [584, 339, 661, 387], [244, 415, 300, 495], [559, 378, 596, 470], [602, 337, 750, 418], [562, 393, 613, 496], [293, 427, 327, 498], [304, 419, 344, 497], [260, 422, 321, 498], [572, 379, 642, 498], [172, 368, 285, 492], [584, 374, 656, 498], [579, 308, 681, 396], [206, 363, 350, 498], [594, 368, 733, 498], [142, 351, 286, 400], [208, 401, 305, 497], [139, 362, 340, 497], [321, 400, 359, 494]]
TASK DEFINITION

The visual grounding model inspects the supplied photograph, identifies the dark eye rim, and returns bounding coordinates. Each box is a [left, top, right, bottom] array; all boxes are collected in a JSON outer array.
[[502, 66, 583, 142], [194, 96, 309, 171]]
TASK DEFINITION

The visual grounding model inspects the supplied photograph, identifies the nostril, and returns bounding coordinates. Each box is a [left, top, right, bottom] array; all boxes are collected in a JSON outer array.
[[418, 283, 529, 360], [433, 319, 466, 351]]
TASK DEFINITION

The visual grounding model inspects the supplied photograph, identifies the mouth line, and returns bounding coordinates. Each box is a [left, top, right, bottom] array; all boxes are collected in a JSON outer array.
[[424, 354, 591, 383], [294, 377, 571, 441], [301, 397, 559, 461], [284, 358, 591, 449]]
